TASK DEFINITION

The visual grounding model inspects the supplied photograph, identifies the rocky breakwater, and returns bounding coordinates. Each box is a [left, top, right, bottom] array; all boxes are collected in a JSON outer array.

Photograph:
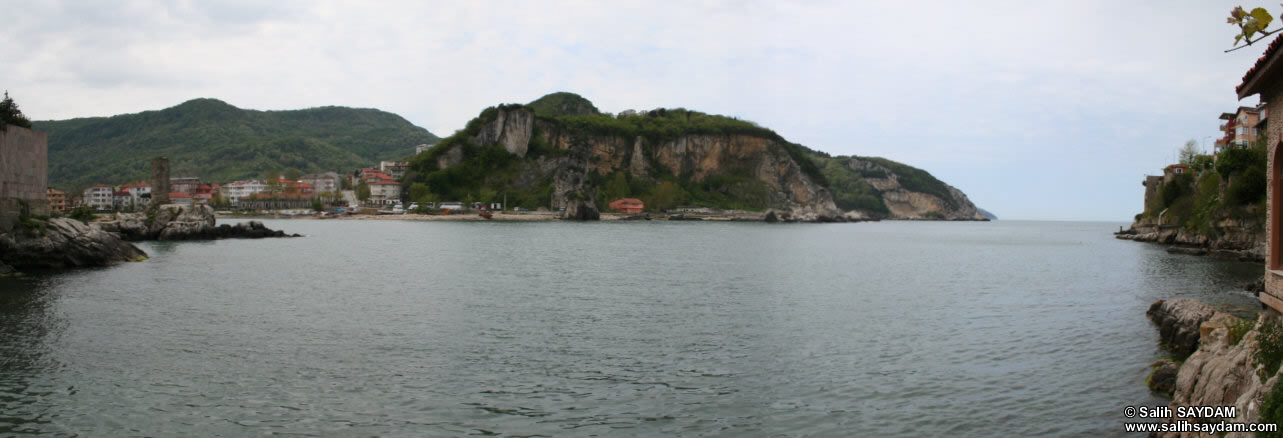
[[97, 204, 300, 241], [0, 217, 147, 274], [1143, 298, 1283, 437]]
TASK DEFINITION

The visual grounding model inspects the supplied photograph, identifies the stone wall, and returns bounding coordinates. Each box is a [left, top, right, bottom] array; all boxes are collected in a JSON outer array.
[[151, 157, 170, 206], [1264, 78, 1283, 311], [0, 125, 49, 231]]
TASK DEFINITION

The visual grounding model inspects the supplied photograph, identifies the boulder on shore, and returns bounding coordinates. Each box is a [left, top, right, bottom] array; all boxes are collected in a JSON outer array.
[[1147, 359, 1180, 397], [0, 217, 147, 271], [98, 205, 299, 240], [1144, 298, 1269, 438], [561, 199, 600, 221], [1147, 299, 1221, 356]]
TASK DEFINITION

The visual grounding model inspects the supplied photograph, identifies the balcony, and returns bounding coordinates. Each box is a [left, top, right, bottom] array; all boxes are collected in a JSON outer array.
[[1220, 123, 1228, 130]]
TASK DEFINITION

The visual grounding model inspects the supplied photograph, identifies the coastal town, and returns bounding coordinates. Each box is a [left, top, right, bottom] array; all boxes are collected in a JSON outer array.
[[45, 153, 412, 216]]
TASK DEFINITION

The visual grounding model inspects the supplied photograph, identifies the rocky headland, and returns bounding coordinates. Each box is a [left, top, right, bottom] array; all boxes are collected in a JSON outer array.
[[1143, 298, 1283, 436], [407, 92, 984, 223]]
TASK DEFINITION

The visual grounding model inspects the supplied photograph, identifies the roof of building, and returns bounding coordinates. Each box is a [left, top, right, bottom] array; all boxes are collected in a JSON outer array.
[[371, 180, 401, 185], [1238, 34, 1283, 99]]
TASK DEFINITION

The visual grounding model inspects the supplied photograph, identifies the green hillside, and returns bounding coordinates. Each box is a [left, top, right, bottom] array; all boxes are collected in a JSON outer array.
[[526, 91, 600, 117], [35, 98, 439, 190]]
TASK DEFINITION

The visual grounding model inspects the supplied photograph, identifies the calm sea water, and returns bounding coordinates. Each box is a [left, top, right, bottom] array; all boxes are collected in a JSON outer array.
[[0, 220, 1263, 437]]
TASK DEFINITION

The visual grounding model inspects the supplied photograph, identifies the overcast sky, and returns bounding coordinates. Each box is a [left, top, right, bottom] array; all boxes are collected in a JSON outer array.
[[0, 1, 1269, 221]]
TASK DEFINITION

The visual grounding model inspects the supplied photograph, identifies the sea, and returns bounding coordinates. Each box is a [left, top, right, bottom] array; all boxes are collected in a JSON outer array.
[[0, 219, 1264, 436]]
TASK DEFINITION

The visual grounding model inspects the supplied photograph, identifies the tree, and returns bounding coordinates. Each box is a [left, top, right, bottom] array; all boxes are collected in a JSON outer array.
[[356, 180, 371, 202], [1228, 6, 1277, 51], [478, 187, 497, 204], [602, 172, 630, 201], [285, 168, 301, 182], [648, 181, 686, 211], [312, 199, 325, 212], [1179, 140, 1201, 165], [409, 183, 432, 203], [263, 167, 282, 195], [0, 91, 33, 130]]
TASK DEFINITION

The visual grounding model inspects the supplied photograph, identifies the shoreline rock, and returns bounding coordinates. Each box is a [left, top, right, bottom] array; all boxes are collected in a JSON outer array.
[[1147, 299, 1224, 356], [0, 217, 147, 272], [1144, 298, 1278, 437], [97, 205, 300, 241]]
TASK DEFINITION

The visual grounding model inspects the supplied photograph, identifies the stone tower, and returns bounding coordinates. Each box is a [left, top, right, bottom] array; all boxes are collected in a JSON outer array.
[[151, 157, 170, 206]]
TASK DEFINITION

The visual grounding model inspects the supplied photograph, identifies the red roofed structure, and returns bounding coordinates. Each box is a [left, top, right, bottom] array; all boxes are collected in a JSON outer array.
[[609, 198, 644, 214]]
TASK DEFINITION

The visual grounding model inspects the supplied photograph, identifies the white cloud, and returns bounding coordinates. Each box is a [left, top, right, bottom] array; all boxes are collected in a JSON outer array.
[[0, 0, 1268, 220]]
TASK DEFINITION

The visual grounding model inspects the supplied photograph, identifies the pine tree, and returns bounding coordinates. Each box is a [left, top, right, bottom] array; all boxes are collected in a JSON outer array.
[[0, 91, 33, 130]]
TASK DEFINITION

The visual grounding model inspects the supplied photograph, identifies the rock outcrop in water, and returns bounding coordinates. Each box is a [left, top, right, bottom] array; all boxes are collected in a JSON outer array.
[[1117, 215, 1264, 262], [97, 204, 299, 241], [0, 217, 147, 273], [1144, 298, 1279, 437], [1147, 299, 1227, 356]]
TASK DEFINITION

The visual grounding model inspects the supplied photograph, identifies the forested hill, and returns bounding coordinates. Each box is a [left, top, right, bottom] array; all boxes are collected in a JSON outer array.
[[404, 91, 985, 220], [35, 98, 439, 189]]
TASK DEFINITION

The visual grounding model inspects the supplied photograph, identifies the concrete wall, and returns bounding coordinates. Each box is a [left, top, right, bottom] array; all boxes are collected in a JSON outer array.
[[0, 125, 49, 231]]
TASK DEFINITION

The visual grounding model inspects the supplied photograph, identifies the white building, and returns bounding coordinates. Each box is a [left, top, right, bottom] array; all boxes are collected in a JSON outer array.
[[379, 161, 408, 180], [301, 172, 342, 194], [415, 143, 435, 155], [225, 180, 267, 205], [121, 181, 152, 208], [369, 180, 401, 205], [83, 185, 114, 211]]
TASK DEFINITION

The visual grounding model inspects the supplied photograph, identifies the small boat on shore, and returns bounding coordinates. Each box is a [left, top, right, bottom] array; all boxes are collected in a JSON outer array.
[[479, 210, 493, 219]]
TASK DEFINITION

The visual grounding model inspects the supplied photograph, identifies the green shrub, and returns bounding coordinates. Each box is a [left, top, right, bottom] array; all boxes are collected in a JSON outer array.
[[1226, 166, 1266, 206], [68, 205, 97, 223], [1261, 382, 1283, 438], [1230, 315, 1257, 346], [1255, 317, 1283, 382]]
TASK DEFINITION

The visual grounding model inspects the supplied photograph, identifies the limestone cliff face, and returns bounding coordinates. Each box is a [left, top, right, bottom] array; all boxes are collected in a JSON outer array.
[[439, 107, 845, 220], [473, 109, 533, 158], [843, 158, 984, 220]]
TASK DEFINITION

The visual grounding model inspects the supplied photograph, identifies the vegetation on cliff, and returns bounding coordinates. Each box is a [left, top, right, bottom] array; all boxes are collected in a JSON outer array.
[[407, 100, 828, 212], [35, 98, 439, 190], [809, 154, 963, 216], [526, 92, 600, 117], [402, 93, 984, 219], [1140, 136, 1266, 234]]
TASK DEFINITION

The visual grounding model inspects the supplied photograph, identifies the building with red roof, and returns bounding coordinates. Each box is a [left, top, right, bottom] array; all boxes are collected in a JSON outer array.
[[608, 198, 644, 214]]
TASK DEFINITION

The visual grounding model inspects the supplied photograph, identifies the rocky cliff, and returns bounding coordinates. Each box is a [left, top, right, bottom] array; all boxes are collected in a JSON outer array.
[[1144, 299, 1277, 437], [1117, 212, 1264, 261], [830, 157, 985, 220], [409, 93, 980, 222], [0, 217, 147, 273]]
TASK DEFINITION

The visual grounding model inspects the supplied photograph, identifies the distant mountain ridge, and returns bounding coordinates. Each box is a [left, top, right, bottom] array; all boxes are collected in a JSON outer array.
[[35, 98, 439, 190]]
